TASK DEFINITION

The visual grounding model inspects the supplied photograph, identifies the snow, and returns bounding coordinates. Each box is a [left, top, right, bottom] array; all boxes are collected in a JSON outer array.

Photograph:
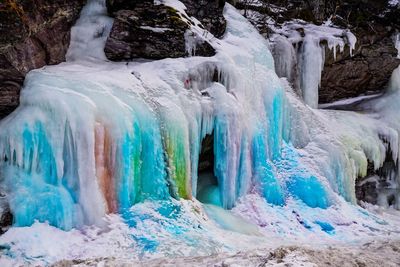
[[1, 197, 400, 266], [155, 0, 187, 14], [155, 0, 220, 57], [0, 0, 399, 265], [318, 93, 382, 109], [140, 26, 173, 33], [77, 239, 400, 266], [389, 0, 399, 7]]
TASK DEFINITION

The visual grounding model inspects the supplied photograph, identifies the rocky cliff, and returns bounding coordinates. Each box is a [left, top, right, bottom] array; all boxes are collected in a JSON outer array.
[[237, 0, 400, 103], [320, 0, 400, 103], [0, 0, 86, 118], [104, 0, 224, 61]]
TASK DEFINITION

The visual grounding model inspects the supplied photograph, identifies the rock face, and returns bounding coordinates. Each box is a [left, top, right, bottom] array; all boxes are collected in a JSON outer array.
[[180, 0, 226, 38], [104, 0, 220, 61], [0, 195, 12, 235], [321, 36, 400, 103], [319, 1, 400, 103], [0, 0, 86, 118], [237, 0, 400, 103], [106, 0, 144, 12], [107, 0, 228, 39]]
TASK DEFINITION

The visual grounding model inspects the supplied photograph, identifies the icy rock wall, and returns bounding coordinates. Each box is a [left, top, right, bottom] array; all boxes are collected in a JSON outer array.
[[0, 0, 86, 119], [359, 67, 400, 208], [352, 35, 400, 207], [271, 22, 357, 108]]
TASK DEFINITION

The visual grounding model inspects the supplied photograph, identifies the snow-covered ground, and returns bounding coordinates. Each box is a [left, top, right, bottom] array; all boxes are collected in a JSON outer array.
[[53, 239, 400, 266], [1, 197, 400, 266]]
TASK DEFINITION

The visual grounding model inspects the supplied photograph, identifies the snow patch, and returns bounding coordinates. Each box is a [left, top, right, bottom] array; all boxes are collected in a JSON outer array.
[[140, 26, 173, 33]]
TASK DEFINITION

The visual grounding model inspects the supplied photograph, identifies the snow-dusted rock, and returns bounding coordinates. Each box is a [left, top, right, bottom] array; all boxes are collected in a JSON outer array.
[[104, 1, 216, 60]]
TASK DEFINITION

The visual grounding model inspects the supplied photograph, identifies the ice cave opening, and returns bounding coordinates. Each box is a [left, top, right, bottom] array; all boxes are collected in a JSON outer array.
[[196, 132, 222, 207]]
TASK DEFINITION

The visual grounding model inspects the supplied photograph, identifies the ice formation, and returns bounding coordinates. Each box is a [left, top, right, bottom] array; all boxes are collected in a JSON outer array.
[[66, 0, 113, 62], [359, 66, 400, 209], [270, 20, 357, 108], [1, 1, 295, 228], [0, 0, 399, 265]]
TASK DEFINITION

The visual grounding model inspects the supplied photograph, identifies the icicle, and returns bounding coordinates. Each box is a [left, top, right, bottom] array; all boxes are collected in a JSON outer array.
[[345, 30, 357, 57]]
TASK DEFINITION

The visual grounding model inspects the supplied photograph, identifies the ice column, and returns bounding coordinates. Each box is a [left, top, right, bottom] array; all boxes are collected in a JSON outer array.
[[299, 36, 325, 108]]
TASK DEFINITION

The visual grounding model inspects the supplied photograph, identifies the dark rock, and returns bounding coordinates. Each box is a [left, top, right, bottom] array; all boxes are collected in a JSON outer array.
[[0, 211, 12, 235], [239, 0, 395, 27], [107, 0, 226, 37], [104, 1, 216, 61], [0, 0, 86, 119], [105, 6, 188, 60], [180, 0, 226, 38], [0, 54, 24, 117], [320, 30, 400, 103], [321, 37, 400, 103], [106, 0, 150, 13], [356, 161, 379, 205], [0, 194, 12, 234], [198, 133, 214, 172], [0, 83, 21, 118], [356, 149, 399, 208]]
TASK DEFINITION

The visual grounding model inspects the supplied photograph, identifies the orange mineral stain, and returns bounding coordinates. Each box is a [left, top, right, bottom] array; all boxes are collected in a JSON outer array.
[[95, 123, 117, 213]]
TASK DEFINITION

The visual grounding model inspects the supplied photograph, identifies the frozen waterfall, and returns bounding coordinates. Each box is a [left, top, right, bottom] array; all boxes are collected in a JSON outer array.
[[0, 1, 335, 230]]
